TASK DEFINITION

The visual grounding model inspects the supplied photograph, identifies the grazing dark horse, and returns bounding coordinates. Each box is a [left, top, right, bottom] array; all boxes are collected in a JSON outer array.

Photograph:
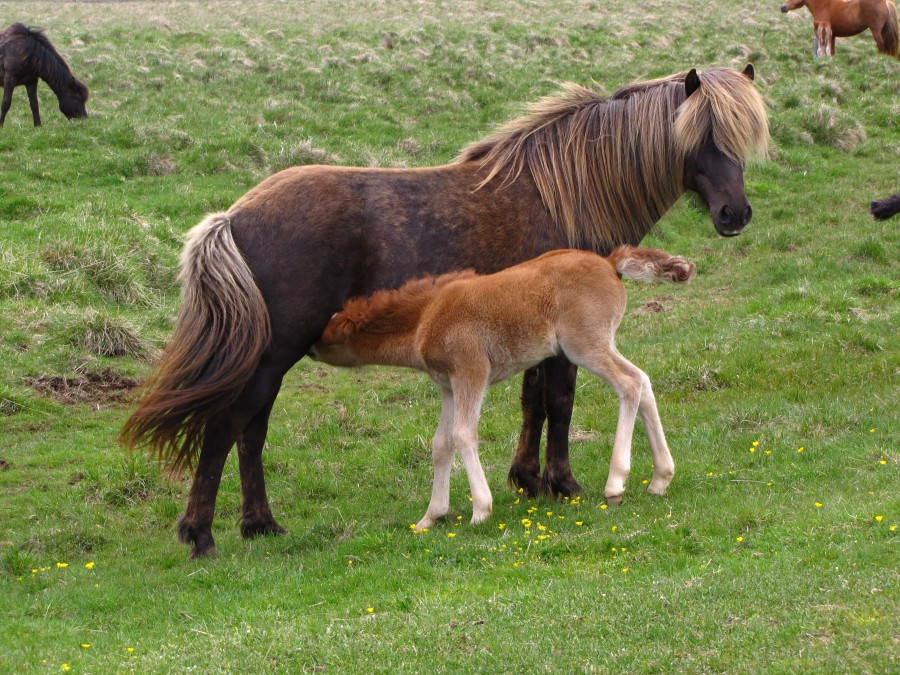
[[121, 66, 770, 558], [0, 23, 89, 127], [870, 193, 900, 219], [781, 0, 899, 58]]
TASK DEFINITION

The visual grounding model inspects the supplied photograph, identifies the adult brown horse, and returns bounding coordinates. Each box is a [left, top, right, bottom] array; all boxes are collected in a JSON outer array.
[[122, 66, 769, 558], [781, 0, 899, 58], [0, 23, 89, 126]]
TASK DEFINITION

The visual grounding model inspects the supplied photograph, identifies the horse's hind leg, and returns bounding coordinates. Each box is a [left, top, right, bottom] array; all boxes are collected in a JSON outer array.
[[540, 354, 582, 497], [25, 81, 40, 126], [178, 419, 236, 558], [508, 365, 545, 497], [634, 371, 675, 496], [236, 362, 289, 538], [0, 82, 13, 126]]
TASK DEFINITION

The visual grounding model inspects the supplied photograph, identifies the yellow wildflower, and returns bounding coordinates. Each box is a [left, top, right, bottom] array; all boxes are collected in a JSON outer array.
[[611, 525, 617, 532], [600, 504, 608, 510], [797, 447, 804, 453], [56, 562, 68, 568], [575, 521, 583, 526], [61, 665, 70, 673], [127, 648, 134, 653], [874, 515, 883, 522], [736, 536, 744, 542], [447, 532, 456, 538], [622, 567, 630, 573], [82, 644, 91, 649], [815, 502, 823, 508], [367, 607, 374, 613], [85, 562, 94, 570], [498, 523, 506, 530]]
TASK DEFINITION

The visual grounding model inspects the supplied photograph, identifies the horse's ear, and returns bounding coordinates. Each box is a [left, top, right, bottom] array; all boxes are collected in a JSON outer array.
[[341, 319, 355, 337], [684, 68, 701, 98], [742, 64, 755, 81]]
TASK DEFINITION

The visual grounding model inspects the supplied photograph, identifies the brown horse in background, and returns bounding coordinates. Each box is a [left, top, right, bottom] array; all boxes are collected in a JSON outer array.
[[121, 66, 769, 558], [781, 0, 899, 57], [311, 248, 695, 529], [0, 23, 89, 126]]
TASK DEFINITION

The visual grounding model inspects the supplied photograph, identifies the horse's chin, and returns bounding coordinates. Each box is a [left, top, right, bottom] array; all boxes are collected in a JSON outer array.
[[714, 223, 745, 237]]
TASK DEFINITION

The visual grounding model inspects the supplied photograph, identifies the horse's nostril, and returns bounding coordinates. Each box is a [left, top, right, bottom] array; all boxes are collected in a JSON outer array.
[[720, 205, 734, 225], [743, 205, 753, 226]]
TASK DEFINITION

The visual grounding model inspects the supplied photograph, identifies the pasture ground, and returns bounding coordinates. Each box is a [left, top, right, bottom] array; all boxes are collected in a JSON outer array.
[[0, 1, 897, 672]]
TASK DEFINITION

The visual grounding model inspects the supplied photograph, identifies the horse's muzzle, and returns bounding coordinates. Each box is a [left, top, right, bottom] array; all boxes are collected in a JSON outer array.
[[715, 203, 752, 237]]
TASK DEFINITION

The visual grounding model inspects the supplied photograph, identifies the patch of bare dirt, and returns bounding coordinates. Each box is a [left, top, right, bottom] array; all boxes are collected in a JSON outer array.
[[25, 368, 140, 406]]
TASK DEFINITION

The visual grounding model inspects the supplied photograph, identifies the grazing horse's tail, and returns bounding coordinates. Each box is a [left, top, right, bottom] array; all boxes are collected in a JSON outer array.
[[120, 213, 271, 474], [882, 1, 899, 57], [608, 246, 696, 284]]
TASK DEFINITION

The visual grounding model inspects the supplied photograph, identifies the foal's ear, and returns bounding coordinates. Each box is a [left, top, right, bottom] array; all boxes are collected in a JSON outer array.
[[684, 68, 701, 98], [742, 63, 755, 81]]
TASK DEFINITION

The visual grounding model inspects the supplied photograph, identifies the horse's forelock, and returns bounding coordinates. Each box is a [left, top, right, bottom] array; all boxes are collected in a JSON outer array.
[[674, 69, 770, 166]]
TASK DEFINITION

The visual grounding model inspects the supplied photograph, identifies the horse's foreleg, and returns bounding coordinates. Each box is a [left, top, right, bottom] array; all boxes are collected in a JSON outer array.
[[540, 354, 582, 497], [417, 388, 455, 530], [634, 371, 675, 497], [177, 419, 235, 558], [508, 365, 545, 496], [25, 81, 40, 126]]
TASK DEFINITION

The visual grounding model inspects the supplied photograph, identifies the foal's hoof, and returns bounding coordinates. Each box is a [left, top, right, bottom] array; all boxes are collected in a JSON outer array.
[[604, 494, 624, 506]]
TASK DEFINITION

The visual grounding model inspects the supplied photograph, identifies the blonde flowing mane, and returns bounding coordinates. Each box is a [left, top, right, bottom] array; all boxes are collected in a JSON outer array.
[[456, 68, 769, 250]]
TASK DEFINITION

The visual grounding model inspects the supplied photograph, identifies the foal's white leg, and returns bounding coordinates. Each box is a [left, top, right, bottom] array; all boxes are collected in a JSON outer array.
[[450, 374, 492, 525], [568, 346, 642, 504], [636, 370, 675, 496], [416, 388, 455, 531]]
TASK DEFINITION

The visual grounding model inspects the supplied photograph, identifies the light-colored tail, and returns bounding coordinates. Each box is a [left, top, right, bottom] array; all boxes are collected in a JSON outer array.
[[120, 213, 271, 474], [607, 245, 695, 284]]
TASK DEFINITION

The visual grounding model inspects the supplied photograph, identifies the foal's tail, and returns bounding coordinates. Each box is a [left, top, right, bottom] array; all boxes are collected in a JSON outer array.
[[120, 213, 271, 474], [882, 2, 899, 57], [608, 246, 696, 284]]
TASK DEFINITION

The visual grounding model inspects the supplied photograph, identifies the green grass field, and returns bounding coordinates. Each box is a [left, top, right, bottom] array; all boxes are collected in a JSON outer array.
[[1, 1, 897, 672]]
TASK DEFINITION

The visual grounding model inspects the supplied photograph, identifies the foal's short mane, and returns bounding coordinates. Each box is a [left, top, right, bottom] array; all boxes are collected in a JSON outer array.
[[456, 68, 769, 251], [329, 270, 477, 339], [9, 23, 88, 98]]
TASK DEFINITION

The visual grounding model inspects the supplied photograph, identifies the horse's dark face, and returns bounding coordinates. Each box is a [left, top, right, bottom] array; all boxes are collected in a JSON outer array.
[[59, 83, 88, 120], [59, 95, 88, 119], [683, 138, 752, 237]]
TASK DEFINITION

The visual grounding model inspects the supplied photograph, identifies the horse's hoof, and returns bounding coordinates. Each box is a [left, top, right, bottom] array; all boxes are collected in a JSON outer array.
[[508, 466, 542, 498], [415, 516, 435, 531], [240, 518, 288, 539], [189, 543, 217, 559], [540, 471, 583, 499], [605, 494, 624, 506], [470, 507, 492, 525]]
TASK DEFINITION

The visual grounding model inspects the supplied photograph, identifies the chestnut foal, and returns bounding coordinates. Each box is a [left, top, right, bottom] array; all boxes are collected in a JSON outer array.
[[310, 247, 694, 530]]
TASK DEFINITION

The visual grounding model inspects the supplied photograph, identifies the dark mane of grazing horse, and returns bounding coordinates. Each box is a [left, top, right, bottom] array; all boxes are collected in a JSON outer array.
[[457, 69, 769, 250], [870, 192, 900, 220], [0, 23, 89, 126]]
